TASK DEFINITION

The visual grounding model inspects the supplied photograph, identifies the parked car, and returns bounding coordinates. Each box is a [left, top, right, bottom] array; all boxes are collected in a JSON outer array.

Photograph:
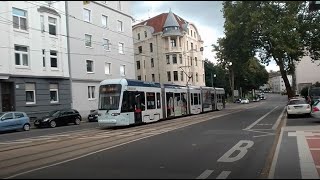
[[241, 98, 249, 104], [311, 99, 320, 119], [252, 97, 260, 102], [0, 112, 30, 132], [88, 110, 98, 122], [34, 109, 82, 128], [234, 98, 242, 103], [287, 98, 311, 118]]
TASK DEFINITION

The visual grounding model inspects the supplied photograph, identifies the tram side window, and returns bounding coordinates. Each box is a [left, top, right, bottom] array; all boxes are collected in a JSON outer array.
[[194, 93, 199, 105], [146, 92, 156, 109], [198, 93, 201, 105], [156, 92, 161, 109], [191, 93, 194, 105], [121, 91, 135, 113]]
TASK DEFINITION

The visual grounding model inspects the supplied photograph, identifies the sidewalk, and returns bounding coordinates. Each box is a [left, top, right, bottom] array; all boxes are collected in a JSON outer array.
[[269, 118, 320, 179]]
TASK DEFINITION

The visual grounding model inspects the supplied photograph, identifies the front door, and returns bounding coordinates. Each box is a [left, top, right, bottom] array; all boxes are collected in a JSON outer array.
[[1, 82, 15, 112]]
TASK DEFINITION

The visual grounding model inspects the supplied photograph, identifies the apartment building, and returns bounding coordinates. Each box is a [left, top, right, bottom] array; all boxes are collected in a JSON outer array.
[[132, 10, 205, 86], [0, 1, 71, 118], [67, 1, 135, 116], [270, 75, 293, 93], [295, 56, 320, 93]]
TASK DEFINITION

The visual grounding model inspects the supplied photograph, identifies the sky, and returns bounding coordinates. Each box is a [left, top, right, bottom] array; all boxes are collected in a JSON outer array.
[[131, 1, 279, 72]]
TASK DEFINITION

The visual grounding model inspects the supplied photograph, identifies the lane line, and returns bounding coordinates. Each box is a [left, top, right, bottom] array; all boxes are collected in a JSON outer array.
[[244, 106, 278, 130], [216, 171, 231, 179], [268, 127, 284, 179], [196, 170, 214, 179], [272, 107, 286, 130]]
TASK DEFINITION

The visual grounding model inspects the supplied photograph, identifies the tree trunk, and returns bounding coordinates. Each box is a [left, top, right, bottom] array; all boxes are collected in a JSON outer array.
[[276, 58, 294, 98]]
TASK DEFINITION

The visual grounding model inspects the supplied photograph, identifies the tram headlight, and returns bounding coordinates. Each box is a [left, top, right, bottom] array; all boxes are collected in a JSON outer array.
[[111, 113, 120, 116]]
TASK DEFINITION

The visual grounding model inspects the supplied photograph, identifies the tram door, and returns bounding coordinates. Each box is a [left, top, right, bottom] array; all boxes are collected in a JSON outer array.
[[134, 92, 145, 124]]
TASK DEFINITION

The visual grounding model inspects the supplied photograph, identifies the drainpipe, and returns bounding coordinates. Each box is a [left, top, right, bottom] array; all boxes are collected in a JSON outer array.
[[65, 1, 73, 108]]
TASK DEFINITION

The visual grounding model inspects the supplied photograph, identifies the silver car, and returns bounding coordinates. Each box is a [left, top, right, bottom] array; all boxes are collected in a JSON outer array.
[[311, 99, 320, 119]]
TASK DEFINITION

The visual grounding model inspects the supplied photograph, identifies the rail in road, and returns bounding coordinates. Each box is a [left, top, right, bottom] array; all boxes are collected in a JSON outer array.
[[0, 103, 262, 179]]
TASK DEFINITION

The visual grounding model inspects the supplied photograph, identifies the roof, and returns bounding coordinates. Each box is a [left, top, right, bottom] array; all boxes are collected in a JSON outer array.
[[163, 10, 180, 28], [134, 12, 188, 34], [126, 79, 161, 88]]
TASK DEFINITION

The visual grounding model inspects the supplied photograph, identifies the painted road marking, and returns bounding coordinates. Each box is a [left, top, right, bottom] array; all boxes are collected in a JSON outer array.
[[272, 107, 286, 130], [244, 106, 278, 130], [288, 131, 319, 179], [216, 171, 231, 179], [196, 170, 214, 179], [217, 140, 254, 163]]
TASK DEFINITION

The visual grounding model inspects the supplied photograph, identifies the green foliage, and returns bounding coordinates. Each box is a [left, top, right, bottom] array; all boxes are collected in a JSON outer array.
[[214, 1, 320, 98], [301, 86, 309, 97]]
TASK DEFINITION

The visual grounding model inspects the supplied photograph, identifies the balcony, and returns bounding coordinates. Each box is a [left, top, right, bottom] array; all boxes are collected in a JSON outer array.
[[165, 46, 182, 53]]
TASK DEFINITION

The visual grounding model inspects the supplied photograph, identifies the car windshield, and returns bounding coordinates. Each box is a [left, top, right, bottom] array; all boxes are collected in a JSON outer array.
[[48, 110, 60, 117], [288, 99, 307, 105], [99, 84, 122, 110]]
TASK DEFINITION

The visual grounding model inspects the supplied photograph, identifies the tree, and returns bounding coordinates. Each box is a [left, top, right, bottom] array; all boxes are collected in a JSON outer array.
[[301, 86, 309, 97], [216, 1, 320, 98]]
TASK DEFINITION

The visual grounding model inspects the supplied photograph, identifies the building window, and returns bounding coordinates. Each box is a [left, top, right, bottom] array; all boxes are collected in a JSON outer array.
[[150, 43, 153, 52], [138, 33, 140, 40], [191, 42, 193, 50], [101, 15, 108, 28], [167, 71, 171, 81], [42, 49, 46, 68], [151, 58, 154, 67], [12, 8, 27, 30], [173, 71, 178, 81], [25, 83, 36, 104], [145, 75, 147, 81], [190, 57, 193, 66], [146, 92, 156, 109], [85, 34, 92, 47], [117, 20, 123, 32], [196, 73, 198, 82], [50, 50, 58, 68], [191, 30, 193, 36], [119, 42, 124, 54], [50, 84, 59, 103], [86, 60, 94, 73], [166, 55, 170, 64], [40, 15, 44, 33], [195, 57, 198, 66], [152, 74, 155, 82], [144, 31, 147, 38], [120, 65, 125, 76], [14, 45, 29, 67], [48, 17, 57, 36], [138, 76, 141, 80], [88, 86, 95, 99], [181, 71, 184, 81], [172, 54, 177, 64], [179, 54, 182, 64], [105, 62, 111, 74], [117, 1, 121, 10], [103, 38, 110, 51], [83, 8, 91, 22], [136, 61, 140, 70], [171, 39, 176, 47], [138, 46, 142, 53]]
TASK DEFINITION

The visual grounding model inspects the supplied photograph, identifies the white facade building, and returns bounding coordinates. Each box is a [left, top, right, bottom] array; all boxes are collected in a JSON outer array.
[[295, 56, 320, 93], [270, 75, 293, 93], [0, 1, 71, 118], [67, 1, 135, 116], [132, 10, 205, 86]]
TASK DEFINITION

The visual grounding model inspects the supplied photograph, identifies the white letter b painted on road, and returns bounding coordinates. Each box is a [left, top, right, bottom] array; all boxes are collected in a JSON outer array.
[[217, 140, 254, 163]]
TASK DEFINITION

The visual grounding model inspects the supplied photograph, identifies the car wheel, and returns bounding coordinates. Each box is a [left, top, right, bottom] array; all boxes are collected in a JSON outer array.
[[74, 118, 81, 125], [50, 120, 57, 128], [23, 124, 30, 131]]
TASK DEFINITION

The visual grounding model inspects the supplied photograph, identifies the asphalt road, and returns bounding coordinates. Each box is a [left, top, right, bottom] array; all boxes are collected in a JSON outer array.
[[0, 94, 288, 179]]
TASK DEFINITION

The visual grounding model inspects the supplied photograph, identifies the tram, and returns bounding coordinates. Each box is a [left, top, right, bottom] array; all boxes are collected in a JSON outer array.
[[98, 79, 225, 127]]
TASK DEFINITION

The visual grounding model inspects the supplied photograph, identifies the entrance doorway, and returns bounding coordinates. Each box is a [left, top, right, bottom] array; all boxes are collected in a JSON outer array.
[[1, 82, 15, 112]]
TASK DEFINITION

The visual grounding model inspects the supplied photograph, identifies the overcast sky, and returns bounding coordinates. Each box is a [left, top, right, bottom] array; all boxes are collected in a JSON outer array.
[[131, 1, 279, 72]]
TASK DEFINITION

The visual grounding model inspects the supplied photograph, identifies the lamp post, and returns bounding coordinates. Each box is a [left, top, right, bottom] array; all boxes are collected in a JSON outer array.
[[227, 62, 234, 102]]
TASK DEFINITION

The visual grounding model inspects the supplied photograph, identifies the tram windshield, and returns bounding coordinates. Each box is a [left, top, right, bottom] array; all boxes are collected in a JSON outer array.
[[99, 84, 122, 110]]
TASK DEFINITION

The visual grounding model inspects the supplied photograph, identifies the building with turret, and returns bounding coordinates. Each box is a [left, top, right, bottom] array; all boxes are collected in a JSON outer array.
[[132, 10, 205, 86]]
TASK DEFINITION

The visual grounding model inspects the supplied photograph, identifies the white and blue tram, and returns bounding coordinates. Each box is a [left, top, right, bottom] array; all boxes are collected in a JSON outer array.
[[98, 79, 225, 127]]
